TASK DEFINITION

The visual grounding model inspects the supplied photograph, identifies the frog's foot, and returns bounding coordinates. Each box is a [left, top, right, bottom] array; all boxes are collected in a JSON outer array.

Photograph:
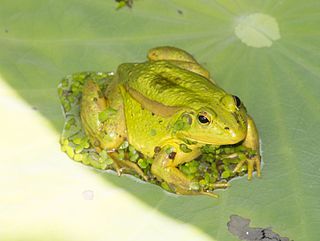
[[191, 190, 219, 198], [167, 182, 219, 198], [118, 159, 149, 181], [109, 154, 148, 181], [170, 182, 230, 198], [201, 183, 230, 198], [233, 155, 261, 180]]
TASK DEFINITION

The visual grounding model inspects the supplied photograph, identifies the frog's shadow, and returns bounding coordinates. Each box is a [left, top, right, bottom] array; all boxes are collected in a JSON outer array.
[[95, 169, 233, 240]]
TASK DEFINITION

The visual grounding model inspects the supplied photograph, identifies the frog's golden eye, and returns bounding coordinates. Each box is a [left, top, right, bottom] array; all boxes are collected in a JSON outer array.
[[197, 113, 210, 125], [233, 95, 241, 109]]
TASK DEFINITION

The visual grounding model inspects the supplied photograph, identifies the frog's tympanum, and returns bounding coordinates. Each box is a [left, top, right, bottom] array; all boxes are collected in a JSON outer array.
[[59, 46, 261, 197]]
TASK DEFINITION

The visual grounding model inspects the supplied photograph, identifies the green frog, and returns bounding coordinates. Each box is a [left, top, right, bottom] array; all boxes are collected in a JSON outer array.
[[60, 46, 261, 196]]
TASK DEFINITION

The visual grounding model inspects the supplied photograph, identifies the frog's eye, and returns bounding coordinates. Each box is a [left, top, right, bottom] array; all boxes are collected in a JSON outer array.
[[233, 95, 241, 109], [197, 114, 210, 125]]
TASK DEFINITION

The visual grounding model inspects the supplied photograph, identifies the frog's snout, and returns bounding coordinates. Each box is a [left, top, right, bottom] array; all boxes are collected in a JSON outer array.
[[224, 126, 237, 138], [223, 125, 246, 143]]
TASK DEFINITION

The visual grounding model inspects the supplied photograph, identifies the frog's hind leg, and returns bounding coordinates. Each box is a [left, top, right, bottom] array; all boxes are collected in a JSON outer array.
[[80, 79, 125, 150], [80, 80, 148, 180], [148, 46, 198, 63], [81, 79, 108, 149], [147, 46, 211, 79]]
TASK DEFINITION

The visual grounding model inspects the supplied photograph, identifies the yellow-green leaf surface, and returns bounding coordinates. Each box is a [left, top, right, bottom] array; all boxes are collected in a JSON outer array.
[[1, 1, 319, 240]]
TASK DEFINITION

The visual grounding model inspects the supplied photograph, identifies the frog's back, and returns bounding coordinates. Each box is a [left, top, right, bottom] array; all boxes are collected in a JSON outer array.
[[116, 61, 226, 110]]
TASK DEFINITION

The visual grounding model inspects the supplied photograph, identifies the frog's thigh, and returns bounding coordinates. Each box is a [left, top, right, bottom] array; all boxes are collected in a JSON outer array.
[[81, 80, 106, 141], [238, 115, 261, 179], [107, 153, 148, 181], [147, 46, 197, 63], [81, 80, 122, 150], [170, 60, 210, 79], [148, 46, 211, 79]]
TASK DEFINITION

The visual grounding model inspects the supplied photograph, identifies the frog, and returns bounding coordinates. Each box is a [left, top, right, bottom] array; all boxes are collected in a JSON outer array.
[[68, 46, 261, 196]]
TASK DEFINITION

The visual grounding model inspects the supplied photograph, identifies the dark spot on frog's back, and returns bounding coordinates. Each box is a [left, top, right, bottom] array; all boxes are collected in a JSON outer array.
[[154, 146, 161, 153], [168, 152, 176, 159], [98, 90, 104, 98], [234, 112, 244, 125], [94, 140, 100, 147]]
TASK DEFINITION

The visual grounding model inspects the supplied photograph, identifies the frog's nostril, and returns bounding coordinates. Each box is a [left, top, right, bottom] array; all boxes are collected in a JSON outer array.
[[224, 127, 230, 130]]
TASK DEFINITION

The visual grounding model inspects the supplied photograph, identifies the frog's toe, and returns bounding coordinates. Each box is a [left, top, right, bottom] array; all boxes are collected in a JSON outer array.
[[252, 155, 261, 177], [117, 159, 149, 181], [200, 190, 219, 198], [247, 158, 254, 180], [174, 185, 219, 198], [233, 155, 261, 180], [247, 155, 261, 180], [112, 161, 122, 176]]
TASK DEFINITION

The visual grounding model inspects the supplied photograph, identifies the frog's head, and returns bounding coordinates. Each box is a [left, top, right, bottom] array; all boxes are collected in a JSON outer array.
[[174, 94, 247, 145]]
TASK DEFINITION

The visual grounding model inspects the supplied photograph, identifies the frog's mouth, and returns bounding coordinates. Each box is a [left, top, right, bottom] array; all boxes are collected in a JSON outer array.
[[225, 128, 246, 143], [199, 136, 244, 145], [182, 119, 248, 145], [179, 130, 246, 146]]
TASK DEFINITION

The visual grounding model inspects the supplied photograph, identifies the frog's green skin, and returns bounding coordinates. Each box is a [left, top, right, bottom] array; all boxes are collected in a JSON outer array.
[[80, 46, 261, 196]]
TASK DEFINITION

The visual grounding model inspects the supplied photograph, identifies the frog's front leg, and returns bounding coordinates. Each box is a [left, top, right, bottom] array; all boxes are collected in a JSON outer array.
[[233, 115, 261, 179], [151, 145, 218, 197]]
